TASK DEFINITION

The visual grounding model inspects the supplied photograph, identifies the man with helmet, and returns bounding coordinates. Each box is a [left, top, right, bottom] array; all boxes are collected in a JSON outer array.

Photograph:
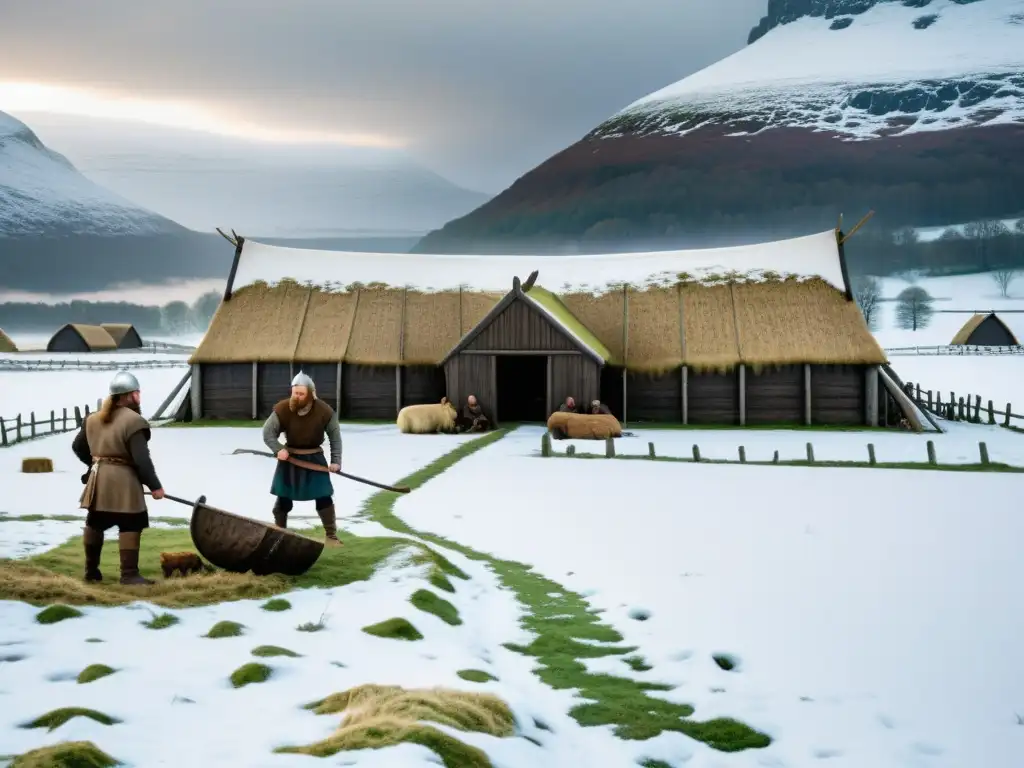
[[261, 371, 343, 547], [71, 370, 165, 585]]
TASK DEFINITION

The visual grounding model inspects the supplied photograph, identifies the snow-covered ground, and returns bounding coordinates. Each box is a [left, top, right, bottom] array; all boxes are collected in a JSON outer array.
[[0, 364, 191, 429], [396, 427, 1024, 768]]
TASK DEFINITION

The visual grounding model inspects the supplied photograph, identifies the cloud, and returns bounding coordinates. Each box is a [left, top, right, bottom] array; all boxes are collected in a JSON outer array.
[[0, 0, 764, 191]]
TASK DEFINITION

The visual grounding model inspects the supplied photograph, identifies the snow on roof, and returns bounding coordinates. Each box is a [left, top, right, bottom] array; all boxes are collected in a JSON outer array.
[[620, 0, 1024, 114], [230, 229, 848, 296]]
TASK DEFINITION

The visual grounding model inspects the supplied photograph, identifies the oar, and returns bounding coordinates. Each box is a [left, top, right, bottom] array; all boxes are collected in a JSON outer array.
[[230, 449, 411, 494]]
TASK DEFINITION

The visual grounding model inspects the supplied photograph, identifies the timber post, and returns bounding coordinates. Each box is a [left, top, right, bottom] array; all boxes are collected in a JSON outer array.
[[190, 363, 203, 421], [803, 364, 812, 425], [251, 362, 258, 419], [738, 365, 746, 426], [865, 366, 879, 426]]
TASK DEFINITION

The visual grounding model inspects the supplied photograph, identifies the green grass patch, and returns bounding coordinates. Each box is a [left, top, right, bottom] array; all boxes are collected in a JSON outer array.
[[204, 620, 245, 638], [252, 645, 301, 658], [362, 617, 423, 641], [2, 522, 459, 608], [457, 669, 497, 683], [85, 638, 103, 643], [35, 605, 83, 624], [0, 513, 82, 523], [77, 664, 116, 684], [142, 612, 179, 630], [261, 598, 291, 612], [624, 655, 653, 672], [296, 619, 326, 633], [638, 760, 673, 768], [5, 739, 120, 767], [230, 662, 271, 688], [20, 708, 121, 731], [356, 428, 772, 753], [713, 654, 737, 671], [410, 589, 462, 626]]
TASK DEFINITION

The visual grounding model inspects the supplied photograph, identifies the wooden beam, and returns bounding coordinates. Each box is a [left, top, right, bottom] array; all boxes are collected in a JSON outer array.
[[397, 287, 407, 415], [336, 361, 343, 415], [491, 354, 498, 425], [459, 349, 582, 356], [190, 363, 203, 420], [622, 285, 629, 426], [546, 355, 553, 416], [738, 364, 746, 426], [251, 362, 258, 419], [803, 364, 812, 425], [865, 365, 879, 426], [682, 365, 688, 424]]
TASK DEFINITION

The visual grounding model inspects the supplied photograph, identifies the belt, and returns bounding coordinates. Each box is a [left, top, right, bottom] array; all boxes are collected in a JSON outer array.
[[92, 456, 130, 465], [80, 456, 133, 510], [286, 447, 323, 455]]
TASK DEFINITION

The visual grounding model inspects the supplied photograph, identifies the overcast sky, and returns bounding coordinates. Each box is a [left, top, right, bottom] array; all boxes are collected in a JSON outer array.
[[0, 0, 764, 192]]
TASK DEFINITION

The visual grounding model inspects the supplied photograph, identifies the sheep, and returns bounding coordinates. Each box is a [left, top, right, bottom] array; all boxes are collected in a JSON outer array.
[[546, 411, 622, 440], [397, 397, 459, 434]]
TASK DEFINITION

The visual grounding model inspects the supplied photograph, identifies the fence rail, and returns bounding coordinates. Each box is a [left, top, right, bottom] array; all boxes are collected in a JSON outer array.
[[0, 358, 189, 372], [902, 381, 1023, 428], [0, 401, 103, 447], [885, 345, 1024, 356]]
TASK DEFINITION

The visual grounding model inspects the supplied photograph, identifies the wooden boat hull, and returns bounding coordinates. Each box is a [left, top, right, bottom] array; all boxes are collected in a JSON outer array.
[[188, 495, 323, 576]]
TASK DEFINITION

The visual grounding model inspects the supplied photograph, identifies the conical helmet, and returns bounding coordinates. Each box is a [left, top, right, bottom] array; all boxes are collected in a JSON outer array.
[[110, 370, 141, 395], [291, 370, 316, 396]]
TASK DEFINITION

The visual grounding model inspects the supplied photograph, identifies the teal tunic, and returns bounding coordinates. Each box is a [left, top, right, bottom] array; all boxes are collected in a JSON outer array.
[[270, 451, 334, 500]]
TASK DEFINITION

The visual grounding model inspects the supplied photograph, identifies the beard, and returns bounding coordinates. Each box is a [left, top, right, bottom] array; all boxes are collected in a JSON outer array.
[[123, 399, 142, 414], [289, 394, 311, 412]]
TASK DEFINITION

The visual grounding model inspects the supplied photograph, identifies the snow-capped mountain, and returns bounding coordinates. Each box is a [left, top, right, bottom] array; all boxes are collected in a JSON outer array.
[[0, 110, 179, 237], [415, 0, 1024, 255]]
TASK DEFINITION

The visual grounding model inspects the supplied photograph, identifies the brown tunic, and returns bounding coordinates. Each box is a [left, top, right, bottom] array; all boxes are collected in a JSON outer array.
[[273, 398, 334, 449], [79, 407, 151, 514]]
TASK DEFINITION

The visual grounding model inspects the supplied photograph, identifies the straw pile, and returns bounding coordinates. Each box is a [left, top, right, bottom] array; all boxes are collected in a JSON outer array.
[[21, 457, 54, 473], [547, 411, 622, 439], [732, 279, 885, 368], [625, 286, 683, 372], [294, 289, 358, 362], [680, 284, 741, 372], [345, 288, 404, 365], [403, 290, 462, 364], [0, 327, 18, 352]]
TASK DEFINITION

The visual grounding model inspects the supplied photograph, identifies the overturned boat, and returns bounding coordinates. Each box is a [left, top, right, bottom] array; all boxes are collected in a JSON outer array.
[[187, 495, 324, 576]]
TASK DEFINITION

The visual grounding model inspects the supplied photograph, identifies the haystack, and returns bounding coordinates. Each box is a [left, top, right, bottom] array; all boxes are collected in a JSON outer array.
[[950, 312, 1021, 347], [46, 324, 118, 353], [0, 327, 16, 352], [100, 323, 143, 349]]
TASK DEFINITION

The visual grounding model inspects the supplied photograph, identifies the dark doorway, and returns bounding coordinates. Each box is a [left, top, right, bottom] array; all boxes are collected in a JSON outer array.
[[496, 355, 548, 422]]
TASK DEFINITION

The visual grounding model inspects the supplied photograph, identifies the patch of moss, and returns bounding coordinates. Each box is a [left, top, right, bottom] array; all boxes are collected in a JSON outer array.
[[261, 598, 291, 612], [362, 617, 423, 641], [357, 430, 773, 753], [457, 669, 497, 683], [624, 655, 653, 672], [429, 571, 456, 593], [252, 645, 301, 658], [7, 739, 120, 767], [142, 613, 178, 630], [35, 605, 82, 624], [204, 620, 245, 638], [20, 708, 121, 731], [638, 760, 673, 768], [77, 664, 116, 684], [230, 662, 272, 688], [296, 620, 325, 632], [410, 589, 462, 626], [713, 654, 738, 671], [85, 638, 103, 643]]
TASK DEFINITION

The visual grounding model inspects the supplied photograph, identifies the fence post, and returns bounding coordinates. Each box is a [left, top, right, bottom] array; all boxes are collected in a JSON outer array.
[[648, 442, 656, 459], [926, 440, 937, 465], [973, 395, 981, 423], [605, 437, 615, 458], [541, 432, 551, 457], [692, 444, 701, 462], [74, 405, 83, 427], [50, 410, 55, 433], [738, 445, 746, 463], [567, 445, 576, 456], [30, 412, 36, 438], [772, 450, 779, 464], [915, 384, 921, 401], [806, 442, 815, 463], [0, 419, 6, 447], [988, 400, 995, 424], [978, 442, 990, 465], [1005, 404, 1012, 428], [928, 390, 933, 410], [867, 443, 876, 465]]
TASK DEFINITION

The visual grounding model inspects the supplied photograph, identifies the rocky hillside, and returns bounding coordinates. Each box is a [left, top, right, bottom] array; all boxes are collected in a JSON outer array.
[[414, 0, 1024, 258]]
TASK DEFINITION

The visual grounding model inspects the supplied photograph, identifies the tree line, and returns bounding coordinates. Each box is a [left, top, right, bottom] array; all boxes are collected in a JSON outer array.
[[0, 291, 222, 335]]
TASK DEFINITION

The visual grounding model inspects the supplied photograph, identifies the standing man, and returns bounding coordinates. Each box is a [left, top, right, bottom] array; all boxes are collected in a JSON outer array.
[[73, 370, 164, 585], [262, 371, 343, 547]]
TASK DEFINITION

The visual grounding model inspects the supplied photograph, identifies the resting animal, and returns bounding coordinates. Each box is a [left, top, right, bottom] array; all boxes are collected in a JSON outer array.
[[160, 551, 209, 578], [547, 411, 623, 440], [397, 398, 458, 434]]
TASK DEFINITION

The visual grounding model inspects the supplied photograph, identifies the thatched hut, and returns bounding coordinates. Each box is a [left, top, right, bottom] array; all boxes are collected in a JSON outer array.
[[0, 328, 16, 353], [101, 323, 144, 349], [950, 312, 1021, 347], [47, 324, 118, 353], [187, 230, 914, 427]]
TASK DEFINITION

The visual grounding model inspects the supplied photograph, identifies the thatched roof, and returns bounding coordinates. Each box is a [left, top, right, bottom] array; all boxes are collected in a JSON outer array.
[[0, 327, 16, 352], [950, 312, 1021, 346], [190, 232, 885, 370], [50, 324, 118, 351], [100, 323, 142, 347]]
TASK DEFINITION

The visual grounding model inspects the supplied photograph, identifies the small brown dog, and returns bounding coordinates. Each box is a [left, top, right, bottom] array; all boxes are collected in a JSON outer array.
[[160, 551, 208, 578]]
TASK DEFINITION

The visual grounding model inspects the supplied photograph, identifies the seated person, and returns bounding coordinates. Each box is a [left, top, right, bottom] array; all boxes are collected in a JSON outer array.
[[589, 399, 612, 415], [459, 394, 490, 432], [558, 396, 580, 413]]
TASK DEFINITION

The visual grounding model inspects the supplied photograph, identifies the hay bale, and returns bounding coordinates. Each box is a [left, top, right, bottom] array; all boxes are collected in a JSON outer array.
[[160, 551, 207, 578], [21, 457, 54, 473], [397, 399, 457, 434], [547, 412, 622, 440]]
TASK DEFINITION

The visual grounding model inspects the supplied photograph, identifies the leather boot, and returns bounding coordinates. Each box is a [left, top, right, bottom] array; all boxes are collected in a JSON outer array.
[[83, 526, 103, 582], [317, 505, 343, 547], [273, 499, 289, 529], [118, 531, 154, 585]]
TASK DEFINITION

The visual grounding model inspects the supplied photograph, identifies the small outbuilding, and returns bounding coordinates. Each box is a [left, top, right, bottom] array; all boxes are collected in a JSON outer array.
[[101, 323, 144, 349], [0, 327, 16, 352], [46, 324, 118, 353], [950, 312, 1021, 347]]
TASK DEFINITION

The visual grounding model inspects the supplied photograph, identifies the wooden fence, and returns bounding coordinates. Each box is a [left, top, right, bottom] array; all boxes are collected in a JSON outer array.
[[902, 381, 1023, 428], [0, 359, 189, 372], [0, 401, 103, 447], [885, 345, 1024, 356]]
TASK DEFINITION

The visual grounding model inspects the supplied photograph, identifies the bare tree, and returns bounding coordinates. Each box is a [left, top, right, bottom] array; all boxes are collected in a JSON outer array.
[[1015, 218, 1024, 235], [895, 286, 935, 331], [992, 269, 1017, 298], [852, 275, 883, 330], [963, 219, 1010, 271]]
